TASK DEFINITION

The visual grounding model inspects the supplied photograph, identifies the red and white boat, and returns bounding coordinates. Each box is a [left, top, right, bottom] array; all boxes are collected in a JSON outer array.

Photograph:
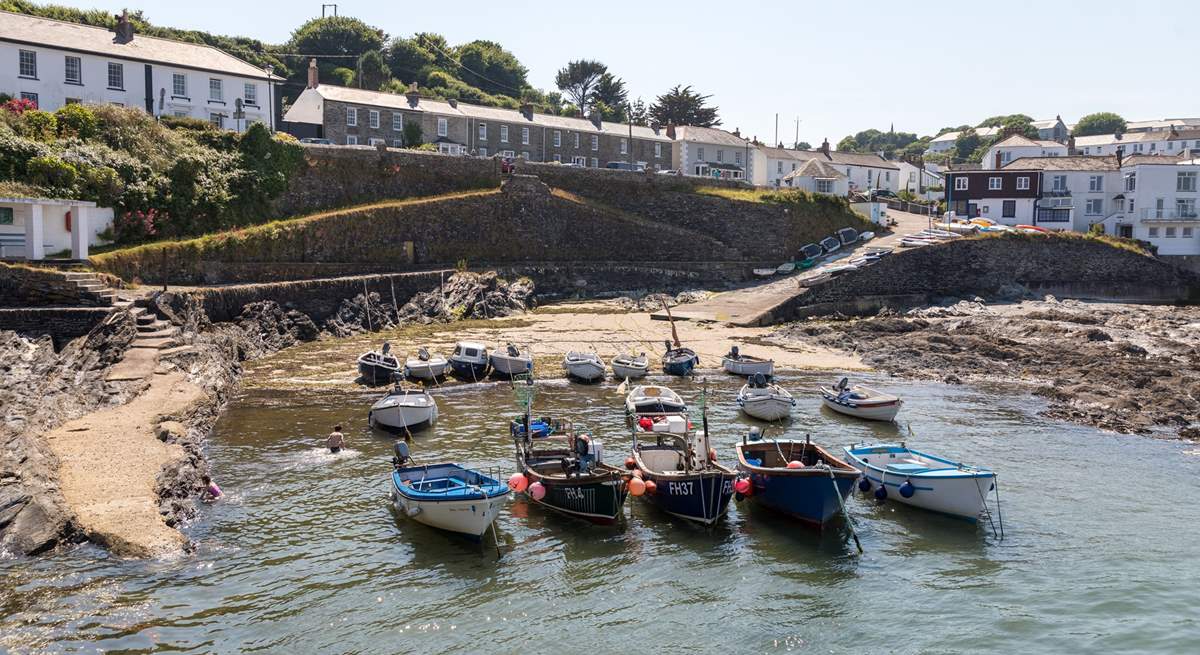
[[819, 378, 903, 422]]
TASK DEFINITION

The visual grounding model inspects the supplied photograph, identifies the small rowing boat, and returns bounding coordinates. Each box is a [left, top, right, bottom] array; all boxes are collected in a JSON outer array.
[[368, 382, 439, 432], [819, 378, 903, 422], [737, 373, 796, 422], [611, 352, 649, 380], [735, 431, 859, 526], [721, 345, 775, 377], [562, 351, 606, 382], [404, 346, 448, 380], [842, 442, 998, 522], [390, 443, 507, 539], [358, 343, 401, 385], [490, 343, 533, 378]]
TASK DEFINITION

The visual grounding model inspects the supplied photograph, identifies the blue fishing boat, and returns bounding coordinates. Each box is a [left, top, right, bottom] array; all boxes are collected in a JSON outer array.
[[735, 432, 859, 527], [662, 340, 699, 376], [389, 443, 508, 539], [510, 416, 555, 439], [843, 442, 998, 523]]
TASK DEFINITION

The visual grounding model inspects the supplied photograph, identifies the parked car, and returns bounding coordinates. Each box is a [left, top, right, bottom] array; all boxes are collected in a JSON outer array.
[[300, 138, 332, 145], [871, 189, 897, 199], [656, 169, 682, 176], [605, 161, 646, 172]]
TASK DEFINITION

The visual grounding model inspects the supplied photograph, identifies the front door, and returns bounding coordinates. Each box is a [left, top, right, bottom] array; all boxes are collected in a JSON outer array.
[[1118, 224, 1133, 238]]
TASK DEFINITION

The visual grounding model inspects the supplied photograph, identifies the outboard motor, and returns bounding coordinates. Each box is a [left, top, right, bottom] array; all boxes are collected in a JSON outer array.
[[747, 426, 763, 442], [417, 346, 429, 361], [751, 372, 767, 389], [836, 377, 849, 391], [382, 342, 391, 355], [663, 339, 673, 353], [730, 345, 740, 358], [507, 343, 520, 357], [392, 441, 411, 468]]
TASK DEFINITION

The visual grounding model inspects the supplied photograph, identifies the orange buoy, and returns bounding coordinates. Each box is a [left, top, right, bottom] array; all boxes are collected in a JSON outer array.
[[624, 457, 636, 469], [629, 477, 646, 496], [786, 460, 804, 469], [643, 479, 657, 495], [507, 473, 529, 492], [708, 448, 718, 462]]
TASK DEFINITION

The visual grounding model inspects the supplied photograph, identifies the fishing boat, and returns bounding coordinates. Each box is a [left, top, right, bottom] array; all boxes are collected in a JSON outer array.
[[842, 442, 998, 522], [448, 341, 489, 380], [368, 382, 439, 431], [721, 345, 775, 377], [389, 443, 507, 539], [737, 373, 796, 422], [624, 384, 688, 420], [735, 431, 859, 526], [662, 342, 699, 376], [611, 352, 649, 380], [511, 420, 628, 524], [490, 343, 533, 378], [404, 347, 448, 380], [819, 378, 903, 422], [357, 343, 402, 385], [562, 351, 605, 382], [629, 384, 736, 525]]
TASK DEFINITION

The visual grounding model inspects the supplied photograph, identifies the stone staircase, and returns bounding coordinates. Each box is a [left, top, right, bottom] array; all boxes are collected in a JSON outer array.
[[62, 271, 121, 306], [79, 279, 192, 382]]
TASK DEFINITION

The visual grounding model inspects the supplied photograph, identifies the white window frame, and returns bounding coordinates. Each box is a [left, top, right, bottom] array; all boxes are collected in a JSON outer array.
[[1052, 175, 1066, 192], [1177, 171, 1197, 192], [18, 49, 37, 78], [478, 123, 487, 141], [521, 127, 529, 145], [1183, 226, 1194, 238], [735, 151, 742, 165], [954, 177, 968, 191], [590, 157, 598, 167], [988, 176, 1002, 190], [478, 147, 487, 157], [64, 55, 81, 84], [244, 83, 257, 106], [346, 135, 358, 145], [209, 112, 224, 128], [816, 179, 833, 193], [346, 107, 358, 127], [392, 139, 403, 147], [591, 135, 598, 151], [1165, 226, 1176, 238], [392, 112, 403, 131], [1148, 226, 1159, 238], [172, 73, 187, 97], [716, 149, 723, 163], [369, 110, 380, 129], [500, 125, 509, 143], [368, 137, 384, 146], [574, 133, 580, 148], [553, 130, 562, 147], [107, 62, 124, 89], [655, 143, 662, 159], [1088, 175, 1103, 192], [1085, 198, 1103, 216], [1177, 198, 1197, 218], [1016, 176, 1030, 190], [621, 139, 628, 155], [553, 154, 561, 163], [521, 151, 529, 160], [437, 117, 448, 138], [209, 78, 223, 101], [501, 149, 515, 158]]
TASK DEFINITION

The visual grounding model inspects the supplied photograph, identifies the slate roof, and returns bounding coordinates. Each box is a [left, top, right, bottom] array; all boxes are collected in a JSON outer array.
[[991, 135, 1065, 149], [672, 125, 751, 148], [755, 144, 898, 170], [783, 158, 846, 181], [0, 10, 275, 80], [1003, 155, 1118, 171]]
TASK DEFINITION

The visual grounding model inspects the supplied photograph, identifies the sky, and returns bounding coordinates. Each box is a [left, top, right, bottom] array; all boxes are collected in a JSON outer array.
[[44, 0, 1198, 145]]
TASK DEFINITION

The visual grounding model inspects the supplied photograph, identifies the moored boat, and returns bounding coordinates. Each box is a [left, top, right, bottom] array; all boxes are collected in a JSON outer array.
[[448, 341, 489, 380], [562, 351, 606, 382], [662, 341, 699, 376], [753, 268, 776, 278], [842, 442, 998, 522], [490, 343, 533, 378], [776, 261, 796, 274], [819, 378, 903, 422], [368, 382, 439, 432], [611, 352, 649, 380], [404, 346, 448, 380], [721, 345, 775, 377], [390, 444, 507, 539], [357, 343, 401, 385], [624, 384, 688, 420], [511, 421, 628, 524], [737, 373, 796, 422], [735, 431, 859, 526]]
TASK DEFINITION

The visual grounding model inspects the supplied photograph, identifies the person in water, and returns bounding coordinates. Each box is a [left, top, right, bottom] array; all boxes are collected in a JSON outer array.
[[201, 474, 222, 502], [327, 425, 346, 453]]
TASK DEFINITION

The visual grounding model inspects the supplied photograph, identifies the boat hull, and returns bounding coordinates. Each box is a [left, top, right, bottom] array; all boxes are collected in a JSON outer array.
[[742, 468, 857, 526], [639, 469, 736, 525], [820, 394, 902, 422], [564, 362, 606, 382], [390, 484, 505, 538], [611, 361, 649, 380], [404, 358, 448, 380], [738, 396, 794, 422], [358, 361, 400, 385], [369, 403, 438, 432], [490, 353, 533, 377], [524, 473, 628, 524], [662, 356, 698, 376], [843, 449, 995, 522], [722, 357, 774, 377]]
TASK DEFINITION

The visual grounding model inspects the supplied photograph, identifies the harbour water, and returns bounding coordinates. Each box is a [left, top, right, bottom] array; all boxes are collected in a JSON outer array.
[[3, 371, 1199, 653]]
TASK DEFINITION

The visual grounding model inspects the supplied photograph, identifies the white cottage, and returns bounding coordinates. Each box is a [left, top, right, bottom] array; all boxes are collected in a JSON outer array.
[[669, 125, 753, 181]]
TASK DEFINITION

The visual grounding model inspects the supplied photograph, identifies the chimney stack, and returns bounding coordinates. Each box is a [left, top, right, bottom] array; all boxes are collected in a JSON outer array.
[[448, 98, 458, 108], [1067, 135, 1075, 154], [820, 138, 830, 157], [306, 58, 319, 89], [666, 124, 676, 140], [520, 102, 533, 120], [112, 10, 134, 44], [1116, 146, 1124, 168], [589, 112, 602, 129], [994, 151, 1003, 170], [732, 127, 741, 138], [406, 82, 420, 108], [650, 121, 660, 135]]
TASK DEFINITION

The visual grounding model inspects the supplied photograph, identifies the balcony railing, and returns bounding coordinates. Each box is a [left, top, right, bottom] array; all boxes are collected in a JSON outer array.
[[1036, 207, 1072, 223], [1139, 209, 1199, 221]]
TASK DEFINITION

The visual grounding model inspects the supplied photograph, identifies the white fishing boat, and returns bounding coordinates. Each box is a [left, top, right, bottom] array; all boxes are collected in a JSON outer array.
[[369, 383, 439, 431], [819, 236, 841, 253], [389, 444, 507, 539], [736, 374, 796, 421], [490, 343, 533, 377], [357, 343, 402, 385], [448, 341, 489, 379], [404, 347, 448, 380], [842, 442, 998, 522], [611, 352, 649, 380], [721, 345, 774, 377], [624, 384, 687, 419], [859, 231, 876, 241], [775, 262, 796, 274], [562, 351, 605, 382], [819, 378, 903, 422]]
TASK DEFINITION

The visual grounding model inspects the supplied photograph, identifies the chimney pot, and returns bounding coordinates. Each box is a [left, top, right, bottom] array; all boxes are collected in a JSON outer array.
[[820, 139, 830, 157], [112, 10, 134, 44], [666, 124, 676, 140], [733, 127, 740, 138], [448, 98, 458, 108], [306, 58, 319, 89]]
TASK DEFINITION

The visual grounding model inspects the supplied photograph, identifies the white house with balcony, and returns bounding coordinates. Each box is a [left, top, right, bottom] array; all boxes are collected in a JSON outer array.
[[983, 135, 1068, 169], [1074, 129, 1200, 157], [669, 125, 754, 181], [1107, 159, 1200, 256], [752, 141, 898, 192], [0, 10, 280, 131]]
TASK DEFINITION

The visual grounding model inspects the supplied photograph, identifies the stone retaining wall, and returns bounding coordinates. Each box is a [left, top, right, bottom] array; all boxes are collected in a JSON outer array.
[[0, 307, 114, 348], [0, 263, 99, 308]]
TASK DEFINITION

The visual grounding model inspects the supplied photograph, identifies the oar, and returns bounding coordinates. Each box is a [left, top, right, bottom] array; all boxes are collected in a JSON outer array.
[[828, 466, 864, 555]]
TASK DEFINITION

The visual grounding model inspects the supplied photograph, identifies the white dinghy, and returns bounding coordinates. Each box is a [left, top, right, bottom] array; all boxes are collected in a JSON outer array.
[[843, 442, 999, 523], [736, 373, 796, 422], [562, 351, 606, 382], [404, 346, 448, 380], [819, 378, 903, 422], [389, 443, 507, 540], [611, 352, 649, 380], [369, 382, 439, 432], [721, 345, 775, 377], [490, 343, 533, 377]]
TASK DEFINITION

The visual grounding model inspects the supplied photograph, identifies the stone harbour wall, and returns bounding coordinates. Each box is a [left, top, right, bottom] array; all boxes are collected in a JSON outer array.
[[0, 263, 101, 308], [0, 307, 114, 348]]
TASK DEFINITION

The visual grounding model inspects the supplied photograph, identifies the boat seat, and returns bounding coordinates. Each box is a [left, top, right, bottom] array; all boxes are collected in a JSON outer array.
[[886, 463, 932, 474]]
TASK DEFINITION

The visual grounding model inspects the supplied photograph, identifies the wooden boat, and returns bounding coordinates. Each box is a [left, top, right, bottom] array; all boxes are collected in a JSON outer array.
[[1015, 224, 1051, 233], [369, 382, 439, 432], [662, 344, 699, 376], [562, 351, 605, 382], [357, 344, 401, 385], [629, 384, 735, 525], [490, 343, 533, 377], [735, 432, 860, 526], [611, 352, 649, 380], [752, 268, 776, 278], [404, 346, 448, 380], [448, 341, 489, 380], [390, 444, 507, 539], [776, 261, 796, 274], [819, 378, 903, 422], [842, 442, 997, 522], [721, 345, 774, 377], [737, 373, 795, 422], [624, 384, 688, 420], [512, 420, 628, 524]]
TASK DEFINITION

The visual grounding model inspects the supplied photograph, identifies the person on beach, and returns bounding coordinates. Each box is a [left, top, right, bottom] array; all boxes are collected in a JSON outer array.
[[327, 425, 346, 454], [201, 475, 222, 502]]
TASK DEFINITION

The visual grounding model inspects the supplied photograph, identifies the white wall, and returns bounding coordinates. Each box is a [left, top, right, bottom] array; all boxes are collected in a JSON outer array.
[[755, 151, 803, 187], [678, 139, 752, 180], [0, 203, 114, 257], [1, 42, 271, 130], [984, 143, 1068, 169]]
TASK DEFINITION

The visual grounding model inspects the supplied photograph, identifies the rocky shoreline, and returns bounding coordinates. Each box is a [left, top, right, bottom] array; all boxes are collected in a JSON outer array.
[[0, 271, 537, 557], [776, 297, 1200, 439]]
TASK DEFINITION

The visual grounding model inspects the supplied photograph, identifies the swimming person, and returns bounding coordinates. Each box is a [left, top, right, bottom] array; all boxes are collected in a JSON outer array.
[[201, 475, 222, 502], [327, 425, 346, 454]]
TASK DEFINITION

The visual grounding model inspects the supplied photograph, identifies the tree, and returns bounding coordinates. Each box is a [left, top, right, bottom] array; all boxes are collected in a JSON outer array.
[[356, 51, 390, 90], [954, 129, 982, 162], [386, 34, 442, 84], [998, 115, 1038, 140], [554, 60, 608, 112], [593, 73, 628, 111], [402, 120, 423, 147], [796, 141, 812, 150], [978, 114, 1032, 128], [288, 16, 385, 87], [1073, 112, 1127, 136], [627, 98, 648, 126], [836, 128, 921, 158], [648, 85, 720, 127], [456, 40, 528, 96]]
